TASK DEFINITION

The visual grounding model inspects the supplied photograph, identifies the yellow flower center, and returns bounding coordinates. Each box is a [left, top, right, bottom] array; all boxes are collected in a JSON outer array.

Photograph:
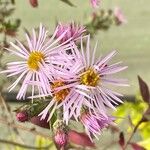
[[27, 51, 44, 71], [80, 68, 100, 87], [52, 81, 70, 102]]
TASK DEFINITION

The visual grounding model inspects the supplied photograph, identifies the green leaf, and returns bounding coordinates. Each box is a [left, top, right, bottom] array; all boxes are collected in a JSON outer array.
[[138, 138, 150, 150], [140, 122, 150, 139], [11, 0, 15, 4], [113, 102, 131, 123], [50, 111, 57, 129], [14, 99, 51, 118], [35, 136, 56, 149]]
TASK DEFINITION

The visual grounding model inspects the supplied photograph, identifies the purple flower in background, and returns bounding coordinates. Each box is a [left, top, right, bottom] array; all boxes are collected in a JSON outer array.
[[56, 22, 86, 43], [80, 112, 113, 140], [0, 24, 71, 99], [114, 7, 127, 25], [90, 0, 100, 8]]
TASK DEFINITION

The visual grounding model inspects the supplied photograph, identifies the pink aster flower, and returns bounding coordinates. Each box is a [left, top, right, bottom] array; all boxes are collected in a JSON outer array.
[[38, 73, 96, 124], [80, 111, 113, 140], [114, 7, 127, 25], [90, 0, 100, 8], [53, 35, 128, 122], [56, 22, 86, 43], [37, 65, 81, 122], [0, 24, 72, 99]]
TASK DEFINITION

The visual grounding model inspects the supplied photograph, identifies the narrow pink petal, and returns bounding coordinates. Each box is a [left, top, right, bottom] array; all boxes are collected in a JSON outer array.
[[97, 50, 117, 68], [25, 33, 33, 51]]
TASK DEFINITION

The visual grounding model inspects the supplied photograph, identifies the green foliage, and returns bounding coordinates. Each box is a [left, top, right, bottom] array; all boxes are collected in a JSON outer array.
[[85, 9, 115, 37], [14, 99, 50, 118], [35, 136, 56, 150], [114, 97, 148, 125], [139, 138, 150, 150], [0, 1, 21, 37], [114, 93, 150, 149]]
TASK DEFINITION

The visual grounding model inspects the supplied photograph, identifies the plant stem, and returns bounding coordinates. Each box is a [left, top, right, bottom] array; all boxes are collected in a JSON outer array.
[[123, 122, 141, 150], [0, 117, 51, 140], [122, 112, 147, 150], [0, 138, 52, 150]]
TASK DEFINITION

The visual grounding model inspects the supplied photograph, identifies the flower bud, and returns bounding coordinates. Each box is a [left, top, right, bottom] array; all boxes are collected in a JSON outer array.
[[54, 130, 68, 148], [29, 0, 38, 7], [56, 22, 86, 43], [80, 112, 113, 140], [16, 111, 28, 122], [114, 7, 127, 25]]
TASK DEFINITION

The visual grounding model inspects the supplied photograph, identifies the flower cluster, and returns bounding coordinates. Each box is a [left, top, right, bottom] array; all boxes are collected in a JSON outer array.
[[1, 23, 128, 142]]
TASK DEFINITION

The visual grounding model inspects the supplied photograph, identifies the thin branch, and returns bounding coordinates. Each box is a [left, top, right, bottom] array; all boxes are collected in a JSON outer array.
[[122, 121, 141, 150], [0, 117, 51, 140], [122, 107, 149, 150], [0, 93, 24, 143], [0, 138, 52, 150]]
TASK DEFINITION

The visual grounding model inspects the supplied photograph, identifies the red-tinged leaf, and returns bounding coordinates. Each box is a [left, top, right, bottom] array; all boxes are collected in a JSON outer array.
[[144, 108, 150, 121], [60, 0, 75, 7], [109, 124, 120, 133], [29, 0, 38, 7], [68, 130, 96, 148], [138, 76, 150, 104], [30, 116, 49, 129], [130, 143, 146, 150], [119, 132, 125, 147]]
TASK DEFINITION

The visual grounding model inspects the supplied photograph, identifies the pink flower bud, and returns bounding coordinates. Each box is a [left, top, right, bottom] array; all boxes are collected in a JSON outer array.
[[56, 22, 86, 43], [114, 7, 127, 25], [80, 112, 113, 140], [54, 130, 68, 148], [16, 112, 28, 122], [29, 0, 38, 7]]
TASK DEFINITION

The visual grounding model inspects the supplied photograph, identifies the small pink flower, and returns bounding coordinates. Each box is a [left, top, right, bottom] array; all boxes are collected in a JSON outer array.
[[114, 7, 127, 25], [80, 112, 113, 140], [56, 22, 86, 43], [16, 111, 28, 122], [90, 0, 100, 8], [54, 130, 68, 148]]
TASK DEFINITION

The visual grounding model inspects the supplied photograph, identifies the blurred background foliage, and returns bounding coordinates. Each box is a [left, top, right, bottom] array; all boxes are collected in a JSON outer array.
[[0, 0, 150, 150]]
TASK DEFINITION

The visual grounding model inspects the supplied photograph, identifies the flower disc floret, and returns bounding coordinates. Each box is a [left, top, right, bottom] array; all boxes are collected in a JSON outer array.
[[52, 81, 70, 102], [80, 68, 100, 87], [27, 51, 44, 71]]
